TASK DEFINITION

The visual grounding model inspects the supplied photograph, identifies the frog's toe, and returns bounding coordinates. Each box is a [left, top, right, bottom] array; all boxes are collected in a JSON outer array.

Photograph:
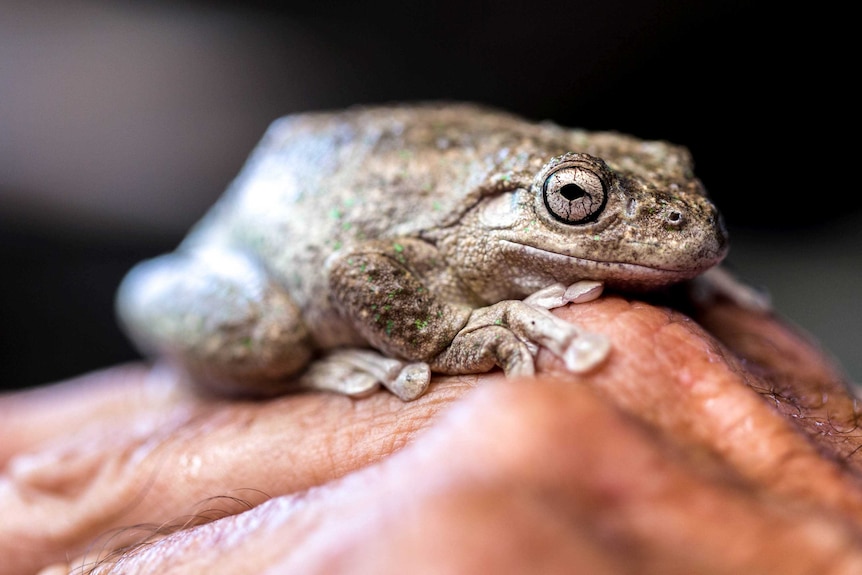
[[298, 358, 382, 398], [504, 354, 536, 379], [386, 362, 431, 401], [523, 283, 569, 309], [523, 281, 604, 310], [298, 349, 432, 401], [334, 372, 383, 398], [563, 280, 604, 304], [562, 332, 611, 372]]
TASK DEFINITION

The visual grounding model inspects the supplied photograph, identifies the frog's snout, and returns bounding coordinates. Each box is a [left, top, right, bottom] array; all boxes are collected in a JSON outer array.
[[677, 202, 729, 262], [653, 201, 713, 230], [662, 200, 727, 240], [637, 197, 729, 265], [712, 208, 730, 257]]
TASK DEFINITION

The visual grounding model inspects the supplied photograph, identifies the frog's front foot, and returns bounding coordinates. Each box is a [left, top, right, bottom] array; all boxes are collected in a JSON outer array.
[[299, 349, 431, 401], [431, 299, 610, 377], [523, 281, 605, 309]]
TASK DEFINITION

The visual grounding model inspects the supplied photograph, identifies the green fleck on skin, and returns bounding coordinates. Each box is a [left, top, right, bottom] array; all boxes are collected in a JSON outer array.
[[329, 208, 342, 219], [393, 243, 404, 253], [386, 289, 401, 300], [415, 318, 429, 330], [385, 320, 394, 336]]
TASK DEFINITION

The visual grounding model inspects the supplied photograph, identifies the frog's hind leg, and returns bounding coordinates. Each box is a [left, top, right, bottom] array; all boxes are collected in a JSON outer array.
[[116, 247, 314, 396], [298, 349, 431, 401]]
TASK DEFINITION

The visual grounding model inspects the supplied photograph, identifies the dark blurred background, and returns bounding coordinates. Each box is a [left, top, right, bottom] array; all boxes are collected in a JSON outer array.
[[1, 0, 858, 391]]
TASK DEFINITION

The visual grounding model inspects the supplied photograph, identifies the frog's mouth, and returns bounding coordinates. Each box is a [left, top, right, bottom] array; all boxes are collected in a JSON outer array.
[[500, 241, 714, 288]]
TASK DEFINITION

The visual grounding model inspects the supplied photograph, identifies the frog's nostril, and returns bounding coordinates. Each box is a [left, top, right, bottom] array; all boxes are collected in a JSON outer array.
[[665, 209, 685, 227]]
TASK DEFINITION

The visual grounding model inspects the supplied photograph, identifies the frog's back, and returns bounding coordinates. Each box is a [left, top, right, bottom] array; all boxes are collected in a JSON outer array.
[[187, 104, 564, 251], [184, 102, 699, 285]]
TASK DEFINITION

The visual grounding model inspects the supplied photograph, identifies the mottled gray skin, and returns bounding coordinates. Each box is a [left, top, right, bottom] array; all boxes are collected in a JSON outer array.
[[117, 103, 728, 400]]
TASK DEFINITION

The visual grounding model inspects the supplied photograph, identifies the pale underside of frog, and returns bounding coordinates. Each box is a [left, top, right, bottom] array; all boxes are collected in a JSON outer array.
[[116, 103, 732, 401]]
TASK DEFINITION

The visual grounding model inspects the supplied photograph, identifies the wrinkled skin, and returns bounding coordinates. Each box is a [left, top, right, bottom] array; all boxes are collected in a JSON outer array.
[[3, 297, 862, 574]]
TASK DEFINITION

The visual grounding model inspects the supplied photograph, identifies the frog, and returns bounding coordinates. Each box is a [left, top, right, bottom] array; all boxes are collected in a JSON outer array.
[[116, 102, 729, 401]]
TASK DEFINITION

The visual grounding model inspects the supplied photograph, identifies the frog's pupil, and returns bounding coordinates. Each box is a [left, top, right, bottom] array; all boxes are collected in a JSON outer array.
[[560, 183, 586, 202]]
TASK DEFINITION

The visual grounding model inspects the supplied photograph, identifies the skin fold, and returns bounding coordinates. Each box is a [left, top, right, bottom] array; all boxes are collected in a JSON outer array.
[[2, 296, 862, 574]]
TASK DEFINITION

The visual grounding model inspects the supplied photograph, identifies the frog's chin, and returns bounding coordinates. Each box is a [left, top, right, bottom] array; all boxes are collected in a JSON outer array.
[[501, 241, 716, 289]]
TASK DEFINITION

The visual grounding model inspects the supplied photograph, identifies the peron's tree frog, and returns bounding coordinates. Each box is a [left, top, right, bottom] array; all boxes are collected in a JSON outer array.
[[116, 103, 728, 401]]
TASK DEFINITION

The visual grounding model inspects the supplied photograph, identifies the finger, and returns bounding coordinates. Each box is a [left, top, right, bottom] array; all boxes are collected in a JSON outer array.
[[542, 296, 862, 526], [0, 363, 185, 465], [696, 300, 862, 468], [57, 378, 862, 574], [0, 362, 480, 575], [9, 294, 862, 573]]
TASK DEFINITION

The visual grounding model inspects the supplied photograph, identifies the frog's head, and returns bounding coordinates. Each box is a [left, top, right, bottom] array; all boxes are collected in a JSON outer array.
[[445, 149, 728, 298]]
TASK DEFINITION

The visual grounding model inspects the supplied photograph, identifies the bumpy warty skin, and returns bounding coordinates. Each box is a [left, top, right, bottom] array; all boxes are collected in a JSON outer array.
[[116, 103, 728, 398]]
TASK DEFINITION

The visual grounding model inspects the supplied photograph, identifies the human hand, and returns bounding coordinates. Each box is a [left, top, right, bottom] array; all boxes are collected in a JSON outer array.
[[3, 296, 862, 574]]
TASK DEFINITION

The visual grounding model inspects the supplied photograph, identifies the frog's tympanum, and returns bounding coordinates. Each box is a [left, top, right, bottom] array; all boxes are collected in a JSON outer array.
[[117, 103, 728, 400]]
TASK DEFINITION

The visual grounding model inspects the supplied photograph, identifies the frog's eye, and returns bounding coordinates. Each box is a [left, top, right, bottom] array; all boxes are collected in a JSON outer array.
[[542, 166, 607, 224]]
